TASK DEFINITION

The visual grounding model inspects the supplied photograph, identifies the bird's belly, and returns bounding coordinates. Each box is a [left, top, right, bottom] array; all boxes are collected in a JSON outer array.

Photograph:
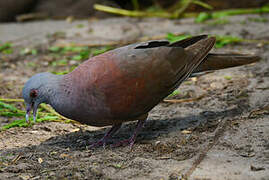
[[63, 113, 137, 127], [52, 102, 136, 127]]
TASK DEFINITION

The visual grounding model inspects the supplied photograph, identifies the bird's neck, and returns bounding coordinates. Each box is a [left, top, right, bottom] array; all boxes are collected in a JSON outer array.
[[46, 74, 77, 119], [44, 75, 64, 106]]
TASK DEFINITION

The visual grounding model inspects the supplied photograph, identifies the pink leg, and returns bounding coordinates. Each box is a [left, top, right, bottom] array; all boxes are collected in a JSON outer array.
[[89, 123, 122, 148], [111, 119, 146, 149]]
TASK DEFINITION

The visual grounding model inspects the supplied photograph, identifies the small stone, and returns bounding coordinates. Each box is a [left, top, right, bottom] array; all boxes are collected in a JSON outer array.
[[250, 165, 265, 171]]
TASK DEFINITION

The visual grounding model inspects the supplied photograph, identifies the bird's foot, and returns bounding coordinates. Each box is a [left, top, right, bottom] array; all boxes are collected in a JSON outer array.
[[111, 119, 146, 149], [111, 137, 136, 149], [89, 139, 107, 149], [88, 123, 122, 149]]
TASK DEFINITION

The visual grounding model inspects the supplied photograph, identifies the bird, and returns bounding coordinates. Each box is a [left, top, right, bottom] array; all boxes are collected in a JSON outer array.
[[22, 35, 260, 148]]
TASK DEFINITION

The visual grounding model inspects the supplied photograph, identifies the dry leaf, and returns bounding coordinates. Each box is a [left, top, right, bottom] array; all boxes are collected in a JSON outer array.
[[60, 153, 70, 158], [38, 157, 43, 164], [181, 130, 192, 134], [70, 128, 80, 132]]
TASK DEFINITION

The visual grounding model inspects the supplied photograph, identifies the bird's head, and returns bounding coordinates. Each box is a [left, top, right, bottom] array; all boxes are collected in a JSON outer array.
[[22, 72, 54, 123]]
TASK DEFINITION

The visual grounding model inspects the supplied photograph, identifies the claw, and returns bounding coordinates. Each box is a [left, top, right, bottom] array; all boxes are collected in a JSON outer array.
[[89, 140, 106, 149], [25, 113, 30, 123], [111, 138, 134, 148]]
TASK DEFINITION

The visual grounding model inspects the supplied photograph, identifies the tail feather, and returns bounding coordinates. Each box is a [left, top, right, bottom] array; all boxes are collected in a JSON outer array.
[[193, 53, 260, 73]]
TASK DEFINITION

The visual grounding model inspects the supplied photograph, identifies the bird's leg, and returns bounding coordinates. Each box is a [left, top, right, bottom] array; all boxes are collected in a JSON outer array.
[[89, 123, 122, 148], [129, 119, 146, 148], [112, 118, 147, 149]]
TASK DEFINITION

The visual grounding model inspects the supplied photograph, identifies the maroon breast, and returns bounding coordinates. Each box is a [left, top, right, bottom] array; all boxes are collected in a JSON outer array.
[[66, 50, 150, 122]]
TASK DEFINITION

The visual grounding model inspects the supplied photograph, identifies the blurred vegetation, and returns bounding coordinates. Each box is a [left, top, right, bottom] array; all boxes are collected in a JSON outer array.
[[94, 0, 269, 21], [94, 0, 213, 18], [0, 42, 13, 54], [195, 4, 269, 22]]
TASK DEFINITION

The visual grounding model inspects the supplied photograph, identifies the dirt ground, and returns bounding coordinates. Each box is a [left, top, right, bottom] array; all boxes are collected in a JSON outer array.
[[0, 14, 269, 180]]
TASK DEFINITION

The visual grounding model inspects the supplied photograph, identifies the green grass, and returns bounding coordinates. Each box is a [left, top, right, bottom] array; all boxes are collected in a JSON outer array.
[[76, 24, 85, 28], [0, 100, 71, 130], [1, 116, 59, 130], [0, 42, 13, 54], [214, 35, 242, 48], [131, 0, 139, 10], [207, 18, 230, 25], [166, 33, 191, 43], [20, 48, 38, 55], [224, 76, 232, 80], [52, 66, 77, 75], [51, 59, 68, 66], [168, 90, 181, 97], [48, 45, 113, 61], [195, 4, 269, 23], [0, 101, 19, 112], [195, 12, 212, 23], [48, 46, 113, 74]]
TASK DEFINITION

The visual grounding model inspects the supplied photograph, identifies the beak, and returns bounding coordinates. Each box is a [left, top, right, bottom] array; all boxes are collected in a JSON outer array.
[[25, 102, 39, 123]]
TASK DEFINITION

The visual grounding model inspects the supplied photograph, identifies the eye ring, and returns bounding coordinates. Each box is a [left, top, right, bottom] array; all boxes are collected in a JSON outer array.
[[30, 89, 38, 98]]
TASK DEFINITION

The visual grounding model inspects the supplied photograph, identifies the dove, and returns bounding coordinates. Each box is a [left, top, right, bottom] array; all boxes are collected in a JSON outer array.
[[22, 35, 259, 148]]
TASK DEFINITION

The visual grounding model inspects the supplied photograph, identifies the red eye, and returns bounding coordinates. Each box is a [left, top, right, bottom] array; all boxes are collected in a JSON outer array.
[[30, 89, 38, 98]]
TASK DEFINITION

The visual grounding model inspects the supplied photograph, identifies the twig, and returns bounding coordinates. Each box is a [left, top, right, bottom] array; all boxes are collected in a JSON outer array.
[[240, 39, 269, 45], [192, 0, 213, 10], [40, 104, 67, 121], [172, 0, 193, 18], [131, 0, 139, 10], [10, 153, 22, 164], [248, 105, 269, 118], [163, 94, 205, 103], [94, 4, 173, 18], [184, 117, 230, 178], [94, 3, 206, 19], [0, 98, 24, 102], [212, 7, 269, 19], [16, 13, 48, 22]]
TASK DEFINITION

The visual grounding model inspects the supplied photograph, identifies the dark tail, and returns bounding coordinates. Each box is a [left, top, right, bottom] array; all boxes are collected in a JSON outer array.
[[193, 53, 260, 74]]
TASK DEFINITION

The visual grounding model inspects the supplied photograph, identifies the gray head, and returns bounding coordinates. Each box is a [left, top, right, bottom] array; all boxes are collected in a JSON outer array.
[[22, 72, 57, 123]]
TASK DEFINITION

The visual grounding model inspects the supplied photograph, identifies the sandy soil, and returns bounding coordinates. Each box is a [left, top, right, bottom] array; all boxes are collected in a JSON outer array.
[[0, 15, 269, 179]]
